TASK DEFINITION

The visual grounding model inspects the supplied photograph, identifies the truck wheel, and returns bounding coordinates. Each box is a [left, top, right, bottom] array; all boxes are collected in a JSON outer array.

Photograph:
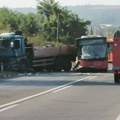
[[45, 66, 52, 72], [114, 73, 120, 83], [19, 60, 28, 72], [53, 59, 62, 72], [53, 65, 62, 72], [62, 61, 72, 72], [33, 67, 43, 72]]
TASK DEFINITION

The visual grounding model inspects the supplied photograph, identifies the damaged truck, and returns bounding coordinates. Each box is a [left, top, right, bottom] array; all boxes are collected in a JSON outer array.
[[0, 32, 77, 72]]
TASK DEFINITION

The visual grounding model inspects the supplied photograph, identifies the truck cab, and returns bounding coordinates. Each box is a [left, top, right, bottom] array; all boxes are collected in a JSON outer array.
[[0, 32, 32, 71]]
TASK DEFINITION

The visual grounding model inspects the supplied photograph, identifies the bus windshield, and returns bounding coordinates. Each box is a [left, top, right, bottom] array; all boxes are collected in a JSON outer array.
[[78, 38, 107, 60]]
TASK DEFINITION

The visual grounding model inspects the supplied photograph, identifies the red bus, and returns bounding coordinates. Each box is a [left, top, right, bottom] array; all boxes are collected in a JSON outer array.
[[75, 35, 108, 72], [107, 38, 113, 62]]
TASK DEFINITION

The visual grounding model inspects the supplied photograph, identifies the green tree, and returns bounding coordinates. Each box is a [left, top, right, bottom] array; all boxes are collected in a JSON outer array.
[[37, 0, 91, 44], [20, 13, 39, 35], [37, 0, 59, 21], [37, 0, 60, 40], [0, 8, 40, 35], [0, 8, 18, 31]]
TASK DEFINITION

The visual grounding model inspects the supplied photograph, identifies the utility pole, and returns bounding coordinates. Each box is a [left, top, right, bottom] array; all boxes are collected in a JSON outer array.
[[57, 13, 59, 42], [90, 26, 93, 35]]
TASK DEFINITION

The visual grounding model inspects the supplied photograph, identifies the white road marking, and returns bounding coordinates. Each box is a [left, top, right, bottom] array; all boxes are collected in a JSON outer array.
[[0, 104, 18, 112], [0, 76, 95, 110], [116, 114, 120, 120], [88, 76, 97, 79], [53, 76, 97, 93], [53, 85, 72, 93]]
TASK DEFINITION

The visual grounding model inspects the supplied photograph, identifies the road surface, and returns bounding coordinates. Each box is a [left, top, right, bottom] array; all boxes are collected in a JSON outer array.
[[0, 72, 120, 120]]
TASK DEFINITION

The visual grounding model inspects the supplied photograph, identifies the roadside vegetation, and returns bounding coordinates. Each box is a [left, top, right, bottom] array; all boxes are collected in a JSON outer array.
[[0, 0, 91, 46]]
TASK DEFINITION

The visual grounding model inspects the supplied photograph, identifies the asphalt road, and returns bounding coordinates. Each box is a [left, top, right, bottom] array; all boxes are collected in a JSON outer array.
[[0, 72, 120, 120]]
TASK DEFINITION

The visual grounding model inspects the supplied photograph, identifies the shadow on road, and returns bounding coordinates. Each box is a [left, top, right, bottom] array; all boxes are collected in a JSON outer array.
[[75, 80, 118, 86], [0, 79, 118, 87]]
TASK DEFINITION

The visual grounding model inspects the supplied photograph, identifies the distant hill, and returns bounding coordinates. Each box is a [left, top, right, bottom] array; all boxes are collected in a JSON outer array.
[[67, 5, 120, 25], [12, 5, 120, 25], [12, 7, 37, 14]]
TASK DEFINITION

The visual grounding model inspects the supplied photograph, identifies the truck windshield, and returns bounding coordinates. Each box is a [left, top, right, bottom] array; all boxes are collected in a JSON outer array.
[[0, 38, 21, 57], [0, 39, 11, 49], [0, 39, 20, 49], [78, 39, 107, 60]]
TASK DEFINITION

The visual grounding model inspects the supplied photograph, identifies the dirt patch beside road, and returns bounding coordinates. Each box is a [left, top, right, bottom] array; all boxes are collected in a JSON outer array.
[[0, 71, 21, 79]]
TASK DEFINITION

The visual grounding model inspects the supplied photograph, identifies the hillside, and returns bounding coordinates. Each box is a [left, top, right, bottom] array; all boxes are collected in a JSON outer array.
[[12, 7, 37, 14], [12, 5, 120, 25], [67, 5, 120, 25]]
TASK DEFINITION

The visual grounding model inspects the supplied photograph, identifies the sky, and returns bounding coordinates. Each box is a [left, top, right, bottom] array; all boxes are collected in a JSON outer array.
[[0, 0, 120, 8]]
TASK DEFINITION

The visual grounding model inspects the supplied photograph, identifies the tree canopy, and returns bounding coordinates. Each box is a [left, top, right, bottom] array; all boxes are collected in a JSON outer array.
[[37, 0, 91, 43], [0, 0, 91, 45]]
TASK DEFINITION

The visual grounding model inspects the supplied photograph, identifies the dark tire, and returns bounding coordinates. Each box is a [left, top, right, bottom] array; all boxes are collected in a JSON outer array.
[[53, 65, 62, 72], [19, 60, 28, 72], [53, 59, 62, 72], [46, 66, 53, 72], [62, 61, 72, 72], [114, 73, 120, 83], [33, 67, 43, 72]]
